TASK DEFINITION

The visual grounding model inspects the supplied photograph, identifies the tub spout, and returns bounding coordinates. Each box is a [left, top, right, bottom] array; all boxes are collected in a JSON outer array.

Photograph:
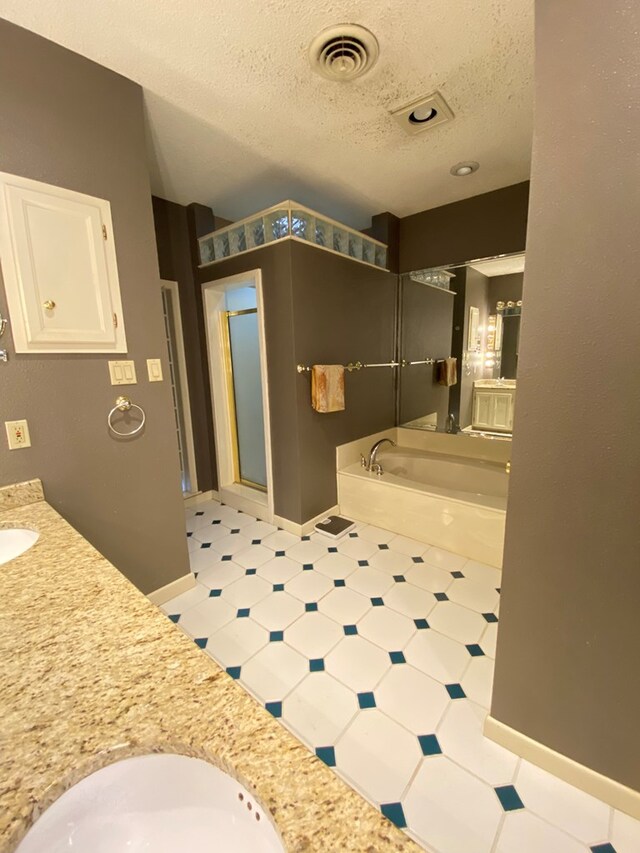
[[364, 437, 396, 475]]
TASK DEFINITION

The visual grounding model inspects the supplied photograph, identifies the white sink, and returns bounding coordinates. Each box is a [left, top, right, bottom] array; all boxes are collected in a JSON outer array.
[[16, 754, 285, 853], [0, 527, 39, 565]]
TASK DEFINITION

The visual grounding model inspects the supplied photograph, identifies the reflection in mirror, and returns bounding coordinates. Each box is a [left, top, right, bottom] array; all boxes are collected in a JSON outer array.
[[398, 252, 525, 438]]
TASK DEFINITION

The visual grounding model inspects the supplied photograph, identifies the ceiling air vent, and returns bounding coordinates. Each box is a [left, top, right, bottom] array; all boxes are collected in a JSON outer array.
[[390, 91, 454, 135], [309, 24, 379, 82]]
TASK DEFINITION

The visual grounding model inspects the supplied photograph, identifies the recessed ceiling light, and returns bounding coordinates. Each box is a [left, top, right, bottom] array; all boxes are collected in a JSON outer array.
[[450, 161, 479, 177], [390, 92, 454, 135]]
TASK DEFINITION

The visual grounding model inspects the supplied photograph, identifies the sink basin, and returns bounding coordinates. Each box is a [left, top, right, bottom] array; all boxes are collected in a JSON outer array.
[[16, 754, 285, 853], [0, 527, 39, 565]]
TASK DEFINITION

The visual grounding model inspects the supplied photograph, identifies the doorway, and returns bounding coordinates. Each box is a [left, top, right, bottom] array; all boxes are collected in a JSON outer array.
[[160, 280, 198, 497], [203, 270, 273, 520]]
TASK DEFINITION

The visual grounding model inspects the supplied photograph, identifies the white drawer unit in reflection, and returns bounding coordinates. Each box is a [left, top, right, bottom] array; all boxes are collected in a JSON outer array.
[[472, 382, 516, 432], [0, 172, 127, 353]]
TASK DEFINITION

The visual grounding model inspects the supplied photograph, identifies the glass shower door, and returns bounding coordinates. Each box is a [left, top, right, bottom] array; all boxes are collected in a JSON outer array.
[[225, 308, 267, 490]]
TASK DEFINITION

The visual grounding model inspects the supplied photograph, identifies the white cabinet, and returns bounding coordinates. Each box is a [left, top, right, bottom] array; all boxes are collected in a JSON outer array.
[[0, 172, 127, 353], [472, 387, 515, 432]]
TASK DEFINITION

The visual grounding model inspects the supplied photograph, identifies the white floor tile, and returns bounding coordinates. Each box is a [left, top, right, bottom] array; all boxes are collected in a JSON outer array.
[[404, 563, 454, 594], [189, 547, 231, 575], [383, 582, 437, 620], [196, 560, 245, 590], [191, 524, 232, 545], [318, 587, 371, 625], [187, 536, 201, 554], [207, 617, 269, 666], [233, 544, 274, 569], [460, 655, 494, 709], [160, 581, 209, 614], [447, 577, 500, 613], [257, 556, 302, 584], [376, 665, 449, 734], [368, 550, 414, 575], [285, 612, 343, 658], [285, 570, 334, 603], [358, 607, 416, 651], [612, 809, 640, 853], [222, 575, 272, 609], [345, 566, 395, 598], [283, 672, 358, 746], [336, 710, 422, 804], [186, 508, 223, 532], [241, 520, 278, 541], [481, 622, 498, 658], [495, 811, 585, 853], [429, 600, 487, 644], [251, 592, 305, 631], [314, 553, 359, 580], [404, 629, 471, 684], [325, 636, 391, 692], [228, 510, 257, 529], [261, 530, 301, 551], [210, 533, 253, 557], [335, 536, 379, 561], [403, 756, 503, 853], [387, 534, 431, 557], [357, 525, 397, 545], [422, 546, 467, 572], [437, 700, 519, 785], [285, 539, 330, 564], [462, 559, 502, 589], [240, 642, 308, 703], [515, 759, 611, 845], [176, 596, 235, 639]]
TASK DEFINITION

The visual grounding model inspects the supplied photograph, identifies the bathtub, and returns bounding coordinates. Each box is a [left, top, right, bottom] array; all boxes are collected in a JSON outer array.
[[337, 446, 508, 567]]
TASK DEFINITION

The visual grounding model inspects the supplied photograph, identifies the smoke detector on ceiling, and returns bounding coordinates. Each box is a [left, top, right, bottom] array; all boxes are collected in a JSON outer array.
[[390, 91, 454, 135], [309, 24, 379, 82]]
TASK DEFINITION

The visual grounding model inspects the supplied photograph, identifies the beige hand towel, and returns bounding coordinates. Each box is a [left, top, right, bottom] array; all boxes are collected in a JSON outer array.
[[437, 357, 458, 387], [311, 364, 345, 413]]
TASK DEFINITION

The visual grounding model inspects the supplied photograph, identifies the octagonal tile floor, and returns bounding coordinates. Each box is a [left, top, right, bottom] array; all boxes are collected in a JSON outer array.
[[168, 500, 639, 853]]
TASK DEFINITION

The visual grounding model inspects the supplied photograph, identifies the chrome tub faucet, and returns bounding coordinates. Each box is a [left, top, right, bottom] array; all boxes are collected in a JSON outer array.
[[361, 437, 396, 475]]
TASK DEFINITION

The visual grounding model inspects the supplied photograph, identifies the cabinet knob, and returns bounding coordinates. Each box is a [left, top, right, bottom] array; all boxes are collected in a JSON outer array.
[[43, 300, 56, 310]]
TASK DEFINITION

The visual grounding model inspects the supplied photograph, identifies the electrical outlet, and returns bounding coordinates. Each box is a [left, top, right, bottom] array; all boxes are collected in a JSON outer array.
[[147, 358, 163, 382], [5, 419, 31, 450]]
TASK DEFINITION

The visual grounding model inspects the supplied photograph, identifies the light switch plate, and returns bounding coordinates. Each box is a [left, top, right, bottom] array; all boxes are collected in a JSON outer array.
[[147, 358, 163, 382], [108, 360, 137, 385], [5, 419, 31, 450]]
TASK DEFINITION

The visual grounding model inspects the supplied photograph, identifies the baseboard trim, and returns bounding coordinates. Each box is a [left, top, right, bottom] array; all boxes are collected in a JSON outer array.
[[484, 715, 640, 819], [147, 572, 196, 606], [184, 490, 219, 507], [274, 505, 341, 537]]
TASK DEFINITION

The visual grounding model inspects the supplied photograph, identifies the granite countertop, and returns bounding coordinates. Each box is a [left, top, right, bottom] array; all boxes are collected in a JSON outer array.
[[0, 481, 418, 853]]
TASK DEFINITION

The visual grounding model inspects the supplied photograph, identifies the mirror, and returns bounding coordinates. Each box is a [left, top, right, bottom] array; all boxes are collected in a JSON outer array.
[[398, 252, 525, 437]]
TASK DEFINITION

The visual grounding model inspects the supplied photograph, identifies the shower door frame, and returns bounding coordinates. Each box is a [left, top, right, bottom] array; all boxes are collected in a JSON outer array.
[[203, 269, 274, 521]]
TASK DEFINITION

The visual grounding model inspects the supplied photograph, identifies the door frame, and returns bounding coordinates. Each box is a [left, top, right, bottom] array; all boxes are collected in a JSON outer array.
[[203, 269, 274, 521], [160, 280, 199, 496]]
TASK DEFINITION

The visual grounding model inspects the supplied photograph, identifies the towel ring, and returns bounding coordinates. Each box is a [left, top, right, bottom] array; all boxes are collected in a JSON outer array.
[[107, 396, 146, 437]]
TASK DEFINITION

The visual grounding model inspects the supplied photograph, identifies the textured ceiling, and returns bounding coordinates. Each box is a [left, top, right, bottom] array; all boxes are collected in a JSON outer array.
[[0, 1, 534, 228]]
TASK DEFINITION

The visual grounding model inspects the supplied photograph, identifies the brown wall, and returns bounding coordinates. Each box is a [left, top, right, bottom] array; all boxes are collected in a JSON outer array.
[[399, 182, 530, 273], [492, 0, 640, 789], [152, 196, 217, 491], [488, 273, 524, 307], [290, 241, 397, 521], [0, 21, 189, 594]]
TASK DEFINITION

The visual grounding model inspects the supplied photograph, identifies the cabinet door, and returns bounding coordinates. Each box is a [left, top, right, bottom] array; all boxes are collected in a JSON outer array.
[[472, 391, 494, 428], [0, 172, 127, 353], [491, 391, 514, 431]]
